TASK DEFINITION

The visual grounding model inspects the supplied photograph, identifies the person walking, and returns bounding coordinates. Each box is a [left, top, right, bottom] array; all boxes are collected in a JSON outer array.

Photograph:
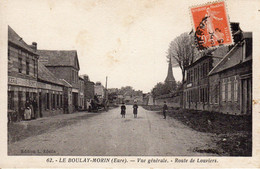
[[121, 102, 126, 118], [133, 101, 138, 118], [163, 101, 168, 119]]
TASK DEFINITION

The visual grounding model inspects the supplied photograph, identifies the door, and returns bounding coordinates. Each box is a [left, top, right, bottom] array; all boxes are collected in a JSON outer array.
[[18, 91, 23, 119], [39, 92, 42, 117]]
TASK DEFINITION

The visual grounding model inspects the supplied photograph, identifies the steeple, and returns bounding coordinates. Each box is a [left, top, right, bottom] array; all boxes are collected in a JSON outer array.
[[165, 57, 176, 83]]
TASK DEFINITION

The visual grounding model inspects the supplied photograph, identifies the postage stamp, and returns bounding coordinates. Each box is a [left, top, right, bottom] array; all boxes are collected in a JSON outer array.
[[190, 1, 233, 50]]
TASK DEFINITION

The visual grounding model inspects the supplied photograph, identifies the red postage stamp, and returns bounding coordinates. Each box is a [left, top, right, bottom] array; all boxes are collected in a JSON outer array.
[[190, 1, 233, 50]]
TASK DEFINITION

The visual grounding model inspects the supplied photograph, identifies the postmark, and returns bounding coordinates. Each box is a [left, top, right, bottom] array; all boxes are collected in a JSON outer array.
[[190, 1, 233, 50]]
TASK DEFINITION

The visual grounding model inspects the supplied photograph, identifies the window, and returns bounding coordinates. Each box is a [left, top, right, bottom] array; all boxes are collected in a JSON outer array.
[[26, 60, 29, 75], [190, 70, 193, 83], [8, 91, 14, 109], [18, 57, 22, 73], [234, 77, 238, 101], [8, 47, 10, 60], [215, 84, 219, 104], [52, 94, 55, 109], [60, 94, 63, 107], [194, 68, 197, 81], [228, 79, 231, 101], [57, 94, 59, 108], [33, 59, 36, 77], [72, 70, 74, 82], [26, 92, 29, 102], [46, 93, 50, 109], [222, 80, 226, 101], [245, 38, 252, 58]]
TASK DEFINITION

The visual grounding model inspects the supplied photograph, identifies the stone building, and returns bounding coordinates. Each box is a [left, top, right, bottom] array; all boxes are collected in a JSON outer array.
[[37, 50, 80, 112], [37, 62, 68, 116], [81, 75, 95, 109], [183, 22, 252, 115], [208, 32, 252, 115], [8, 26, 39, 120], [94, 81, 105, 101], [78, 76, 85, 110]]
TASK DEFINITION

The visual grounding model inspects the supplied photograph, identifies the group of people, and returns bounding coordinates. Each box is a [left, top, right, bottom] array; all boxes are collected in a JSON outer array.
[[23, 98, 37, 120], [120, 101, 169, 119], [120, 102, 138, 118]]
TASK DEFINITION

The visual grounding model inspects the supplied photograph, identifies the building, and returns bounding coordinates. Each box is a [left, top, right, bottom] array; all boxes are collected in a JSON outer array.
[[8, 26, 39, 120], [208, 31, 252, 115], [78, 76, 85, 110], [183, 51, 223, 110], [82, 75, 95, 109], [183, 22, 252, 115], [37, 62, 68, 116], [94, 81, 105, 101], [37, 50, 80, 112]]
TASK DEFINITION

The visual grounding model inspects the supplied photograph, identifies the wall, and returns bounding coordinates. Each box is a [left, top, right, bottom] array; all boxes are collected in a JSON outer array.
[[154, 96, 180, 108]]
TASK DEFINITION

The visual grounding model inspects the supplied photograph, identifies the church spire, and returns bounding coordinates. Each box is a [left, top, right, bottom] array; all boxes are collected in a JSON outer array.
[[165, 57, 176, 83]]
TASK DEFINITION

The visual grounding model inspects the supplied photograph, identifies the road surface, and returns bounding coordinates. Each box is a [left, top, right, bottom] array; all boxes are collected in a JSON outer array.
[[8, 106, 218, 156]]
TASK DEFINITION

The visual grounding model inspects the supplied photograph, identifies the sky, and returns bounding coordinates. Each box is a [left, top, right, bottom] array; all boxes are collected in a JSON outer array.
[[3, 0, 259, 93]]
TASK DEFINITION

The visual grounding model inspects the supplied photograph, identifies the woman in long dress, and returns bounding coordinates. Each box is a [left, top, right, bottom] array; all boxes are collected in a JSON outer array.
[[24, 100, 31, 120], [121, 103, 126, 118]]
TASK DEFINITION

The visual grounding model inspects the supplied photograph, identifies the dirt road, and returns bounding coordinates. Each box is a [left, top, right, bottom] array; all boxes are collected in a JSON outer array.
[[8, 106, 218, 156]]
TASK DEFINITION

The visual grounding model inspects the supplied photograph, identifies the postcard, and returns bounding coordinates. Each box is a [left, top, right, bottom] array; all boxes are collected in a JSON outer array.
[[0, 0, 259, 168]]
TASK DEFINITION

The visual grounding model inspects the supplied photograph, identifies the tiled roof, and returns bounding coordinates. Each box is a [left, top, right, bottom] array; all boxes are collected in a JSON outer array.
[[208, 44, 240, 75], [37, 50, 79, 70], [209, 32, 252, 75], [38, 62, 65, 86], [8, 26, 38, 55]]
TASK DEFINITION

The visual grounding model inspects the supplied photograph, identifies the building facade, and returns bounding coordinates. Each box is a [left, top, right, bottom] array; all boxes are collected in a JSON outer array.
[[183, 23, 252, 115], [8, 26, 39, 120], [94, 82, 105, 101], [37, 50, 80, 112], [37, 62, 68, 117], [78, 76, 85, 110], [208, 32, 252, 115]]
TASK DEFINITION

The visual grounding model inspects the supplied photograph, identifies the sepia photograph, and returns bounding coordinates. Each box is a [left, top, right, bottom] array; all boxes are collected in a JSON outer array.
[[1, 0, 260, 167]]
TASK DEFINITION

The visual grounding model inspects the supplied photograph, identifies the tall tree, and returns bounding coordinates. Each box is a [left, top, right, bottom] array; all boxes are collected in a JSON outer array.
[[167, 32, 198, 84]]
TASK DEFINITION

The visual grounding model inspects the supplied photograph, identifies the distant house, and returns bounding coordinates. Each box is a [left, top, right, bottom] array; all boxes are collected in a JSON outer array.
[[94, 81, 105, 101], [37, 50, 80, 112], [78, 76, 85, 110]]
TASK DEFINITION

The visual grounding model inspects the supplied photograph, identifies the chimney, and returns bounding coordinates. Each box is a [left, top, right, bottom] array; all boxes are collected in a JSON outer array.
[[30, 42, 37, 52]]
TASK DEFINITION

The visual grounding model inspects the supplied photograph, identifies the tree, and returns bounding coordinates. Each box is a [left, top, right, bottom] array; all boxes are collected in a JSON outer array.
[[151, 82, 175, 98], [167, 32, 199, 84]]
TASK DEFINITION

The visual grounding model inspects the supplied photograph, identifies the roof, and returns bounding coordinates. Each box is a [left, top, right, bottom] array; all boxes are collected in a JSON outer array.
[[208, 43, 240, 75], [8, 26, 38, 56], [60, 79, 72, 87], [165, 57, 176, 83], [208, 31, 252, 75], [37, 50, 80, 70], [38, 62, 65, 86]]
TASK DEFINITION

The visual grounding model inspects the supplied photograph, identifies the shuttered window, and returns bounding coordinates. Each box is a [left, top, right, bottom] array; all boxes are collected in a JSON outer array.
[[228, 79, 231, 101], [234, 77, 238, 101], [222, 80, 225, 101]]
